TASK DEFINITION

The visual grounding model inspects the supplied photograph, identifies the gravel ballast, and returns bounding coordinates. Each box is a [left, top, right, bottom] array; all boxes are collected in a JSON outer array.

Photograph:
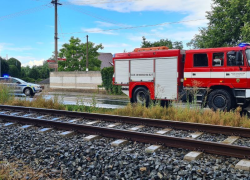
[[1, 124, 250, 180]]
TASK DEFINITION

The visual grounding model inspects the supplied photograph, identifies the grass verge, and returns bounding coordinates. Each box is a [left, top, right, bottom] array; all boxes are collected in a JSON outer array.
[[66, 102, 250, 128], [0, 84, 250, 128]]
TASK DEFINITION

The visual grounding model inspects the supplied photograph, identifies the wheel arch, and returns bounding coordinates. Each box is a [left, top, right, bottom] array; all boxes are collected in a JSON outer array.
[[129, 82, 155, 100], [209, 85, 234, 97]]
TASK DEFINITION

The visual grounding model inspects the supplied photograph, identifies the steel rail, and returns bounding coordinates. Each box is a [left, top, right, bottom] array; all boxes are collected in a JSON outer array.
[[1, 105, 250, 137], [1, 114, 250, 159]]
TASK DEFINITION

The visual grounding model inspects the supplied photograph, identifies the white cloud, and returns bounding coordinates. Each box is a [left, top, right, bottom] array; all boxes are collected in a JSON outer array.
[[103, 43, 130, 48], [146, 29, 199, 41], [0, 44, 4, 54], [95, 21, 115, 27], [36, 42, 44, 45], [127, 34, 157, 42], [0, 43, 33, 52], [12, 56, 44, 67], [70, 0, 212, 27], [22, 59, 45, 67], [82, 27, 118, 35], [5, 47, 33, 52], [126, 28, 199, 48], [46, 25, 54, 28], [0, 43, 12, 54]]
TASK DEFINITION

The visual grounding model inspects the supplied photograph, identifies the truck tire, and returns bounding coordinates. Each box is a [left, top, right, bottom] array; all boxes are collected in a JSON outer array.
[[133, 87, 149, 106], [208, 89, 232, 111], [24, 88, 34, 97]]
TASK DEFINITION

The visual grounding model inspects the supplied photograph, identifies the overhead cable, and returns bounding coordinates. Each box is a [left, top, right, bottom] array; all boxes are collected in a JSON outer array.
[[60, 19, 207, 34], [0, 3, 53, 22], [64, 0, 142, 6]]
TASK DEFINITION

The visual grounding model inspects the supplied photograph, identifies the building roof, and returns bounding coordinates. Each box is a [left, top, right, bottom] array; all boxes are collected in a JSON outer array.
[[39, 78, 50, 84], [98, 53, 113, 69]]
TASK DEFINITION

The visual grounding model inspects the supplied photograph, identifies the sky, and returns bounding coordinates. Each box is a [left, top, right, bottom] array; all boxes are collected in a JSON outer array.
[[0, 0, 213, 67]]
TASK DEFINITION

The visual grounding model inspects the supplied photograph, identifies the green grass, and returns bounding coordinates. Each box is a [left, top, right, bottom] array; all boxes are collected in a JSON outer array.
[[1, 84, 250, 128]]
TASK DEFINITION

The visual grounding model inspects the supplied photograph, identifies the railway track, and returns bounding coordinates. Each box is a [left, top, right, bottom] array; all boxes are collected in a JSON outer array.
[[1, 105, 250, 161]]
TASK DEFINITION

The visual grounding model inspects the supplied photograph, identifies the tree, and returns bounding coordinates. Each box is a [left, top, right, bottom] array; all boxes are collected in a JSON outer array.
[[7, 58, 21, 72], [28, 66, 40, 80], [7, 58, 21, 77], [21, 66, 31, 78], [58, 37, 103, 71], [187, 0, 250, 49], [9, 65, 19, 77], [40, 61, 50, 79], [0, 57, 9, 77], [141, 36, 183, 49]]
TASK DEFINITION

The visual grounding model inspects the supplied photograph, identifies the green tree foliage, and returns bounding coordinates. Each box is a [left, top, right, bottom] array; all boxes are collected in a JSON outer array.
[[21, 61, 51, 82], [0, 57, 9, 77], [28, 66, 41, 80], [21, 66, 31, 78], [101, 67, 122, 95], [141, 36, 183, 49], [0, 55, 51, 82], [7, 58, 21, 72], [9, 65, 19, 77], [58, 37, 103, 71], [39, 61, 50, 79], [187, 0, 250, 49]]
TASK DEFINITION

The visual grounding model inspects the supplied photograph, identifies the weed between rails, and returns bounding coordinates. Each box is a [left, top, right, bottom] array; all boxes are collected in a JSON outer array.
[[0, 160, 62, 180]]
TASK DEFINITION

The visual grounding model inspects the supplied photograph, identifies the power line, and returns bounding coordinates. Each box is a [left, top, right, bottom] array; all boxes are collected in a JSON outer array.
[[58, 13, 66, 41], [0, 3, 53, 22], [60, 18, 207, 34], [64, 0, 142, 6], [64, 2, 143, 34], [65, 5, 125, 27]]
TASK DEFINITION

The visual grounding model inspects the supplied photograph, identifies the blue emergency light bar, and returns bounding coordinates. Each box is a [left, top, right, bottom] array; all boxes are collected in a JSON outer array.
[[239, 43, 250, 47]]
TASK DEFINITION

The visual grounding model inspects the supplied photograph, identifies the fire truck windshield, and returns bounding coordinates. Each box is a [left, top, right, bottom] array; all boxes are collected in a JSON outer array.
[[246, 49, 250, 65]]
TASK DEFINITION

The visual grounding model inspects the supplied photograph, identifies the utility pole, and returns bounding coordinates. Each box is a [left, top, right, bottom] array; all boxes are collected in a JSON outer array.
[[51, 0, 61, 71], [0, 57, 1, 77], [86, 35, 89, 72]]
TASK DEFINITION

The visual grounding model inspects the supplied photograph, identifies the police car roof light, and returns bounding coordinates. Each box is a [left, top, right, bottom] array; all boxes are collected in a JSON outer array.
[[3, 75, 9, 78]]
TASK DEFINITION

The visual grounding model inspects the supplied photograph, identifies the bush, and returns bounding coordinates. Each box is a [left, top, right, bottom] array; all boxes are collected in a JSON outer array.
[[0, 84, 14, 104], [22, 77, 36, 83], [101, 67, 122, 95]]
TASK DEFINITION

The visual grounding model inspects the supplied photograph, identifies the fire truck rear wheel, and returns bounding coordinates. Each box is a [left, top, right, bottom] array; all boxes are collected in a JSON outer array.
[[133, 87, 149, 106], [208, 89, 232, 111]]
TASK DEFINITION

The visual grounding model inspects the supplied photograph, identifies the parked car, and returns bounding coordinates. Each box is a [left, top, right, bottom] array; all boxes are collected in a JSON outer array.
[[0, 76, 42, 97]]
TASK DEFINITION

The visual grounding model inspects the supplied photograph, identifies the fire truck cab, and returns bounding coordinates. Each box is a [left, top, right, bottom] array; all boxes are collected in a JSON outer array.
[[184, 43, 250, 110], [113, 43, 250, 111]]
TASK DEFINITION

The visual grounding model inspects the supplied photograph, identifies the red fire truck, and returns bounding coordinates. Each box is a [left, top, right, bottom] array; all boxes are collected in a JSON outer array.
[[113, 43, 250, 111]]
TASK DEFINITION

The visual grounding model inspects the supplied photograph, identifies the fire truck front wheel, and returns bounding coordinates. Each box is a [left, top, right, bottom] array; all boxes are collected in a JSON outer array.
[[133, 87, 149, 106], [208, 89, 232, 111]]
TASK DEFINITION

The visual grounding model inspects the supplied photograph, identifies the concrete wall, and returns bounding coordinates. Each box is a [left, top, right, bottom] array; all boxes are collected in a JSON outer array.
[[50, 71, 102, 89]]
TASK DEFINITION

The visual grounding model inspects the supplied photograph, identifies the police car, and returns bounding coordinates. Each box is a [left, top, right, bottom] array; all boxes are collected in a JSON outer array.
[[0, 76, 42, 97]]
